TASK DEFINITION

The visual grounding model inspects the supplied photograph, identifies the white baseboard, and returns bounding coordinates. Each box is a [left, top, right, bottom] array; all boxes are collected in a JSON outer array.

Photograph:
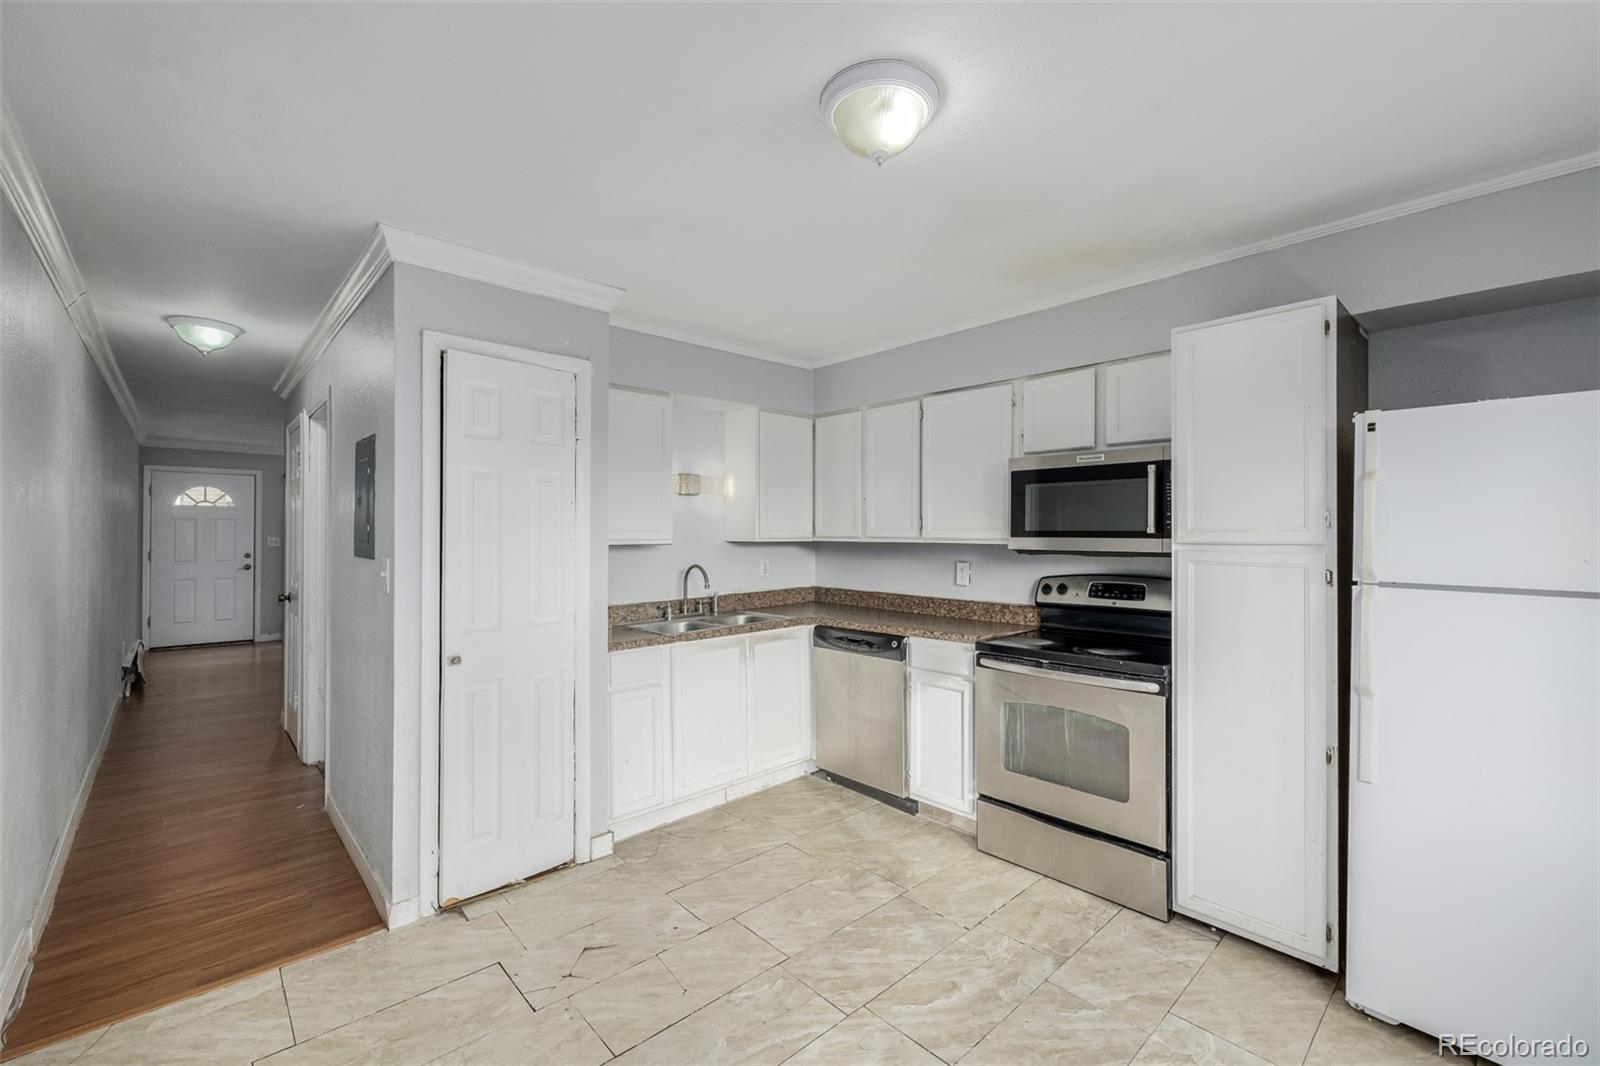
[[255, 632, 283, 643], [610, 759, 814, 843], [3, 695, 120, 1026], [324, 792, 405, 930], [589, 831, 615, 859]]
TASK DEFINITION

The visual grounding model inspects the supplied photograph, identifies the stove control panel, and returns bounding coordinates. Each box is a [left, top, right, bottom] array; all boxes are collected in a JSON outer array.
[[1035, 575, 1172, 613]]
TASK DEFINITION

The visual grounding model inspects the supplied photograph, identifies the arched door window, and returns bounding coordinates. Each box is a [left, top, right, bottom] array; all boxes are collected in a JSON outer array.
[[173, 485, 236, 508]]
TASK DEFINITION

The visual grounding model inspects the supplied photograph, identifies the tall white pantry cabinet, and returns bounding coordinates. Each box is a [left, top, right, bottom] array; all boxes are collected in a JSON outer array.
[[1170, 296, 1366, 969]]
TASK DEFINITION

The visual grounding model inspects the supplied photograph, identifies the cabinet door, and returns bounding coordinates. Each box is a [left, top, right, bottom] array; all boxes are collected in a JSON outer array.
[[907, 669, 974, 816], [671, 638, 749, 797], [1173, 545, 1335, 967], [748, 629, 812, 772], [862, 401, 922, 538], [758, 411, 814, 540], [922, 384, 1012, 542], [1173, 302, 1328, 544], [610, 683, 668, 820], [1104, 353, 1172, 445], [607, 389, 673, 544], [814, 411, 862, 538], [1020, 367, 1096, 454]]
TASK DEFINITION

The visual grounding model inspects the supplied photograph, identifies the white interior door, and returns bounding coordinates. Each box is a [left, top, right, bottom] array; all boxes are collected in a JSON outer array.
[[301, 405, 329, 764], [440, 348, 577, 904], [283, 415, 306, 749], [147, 469, 257, 647]]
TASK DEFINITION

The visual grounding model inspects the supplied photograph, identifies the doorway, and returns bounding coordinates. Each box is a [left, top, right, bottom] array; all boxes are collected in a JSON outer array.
[[143, 466, 261, 648], [434, 342, 585, 906], [283, 402, 331, 763]]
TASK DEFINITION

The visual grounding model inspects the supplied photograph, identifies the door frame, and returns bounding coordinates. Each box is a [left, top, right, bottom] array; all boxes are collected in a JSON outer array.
[[141, 464, 264, 648], [308, 399, 332, 769], [419, 331, 593, 917]]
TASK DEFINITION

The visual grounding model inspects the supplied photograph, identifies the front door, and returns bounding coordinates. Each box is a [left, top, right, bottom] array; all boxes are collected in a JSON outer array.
[[439, 348, 578, 904], [147, 470, 257, 647]]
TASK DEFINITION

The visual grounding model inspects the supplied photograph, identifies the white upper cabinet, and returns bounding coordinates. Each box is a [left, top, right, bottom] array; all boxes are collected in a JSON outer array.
[[607, 389, 673, 544], [1019, 367, 1096, 454], [1104, 352, 1173, 446], [814, 410, 862, 539], [724, 407, 814, 542], [1173, 301, 1329, 544], [922, 384, 1013, 542], [862, 400, 922, 538], [1173, 544, 1333, 966]]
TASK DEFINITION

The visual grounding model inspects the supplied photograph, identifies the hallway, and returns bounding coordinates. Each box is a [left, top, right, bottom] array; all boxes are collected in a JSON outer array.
[[2, 644, 382, 1057]]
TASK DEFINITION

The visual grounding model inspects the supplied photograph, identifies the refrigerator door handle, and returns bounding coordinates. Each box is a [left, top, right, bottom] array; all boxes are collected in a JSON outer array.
[[1354, 584, 1377, 784]]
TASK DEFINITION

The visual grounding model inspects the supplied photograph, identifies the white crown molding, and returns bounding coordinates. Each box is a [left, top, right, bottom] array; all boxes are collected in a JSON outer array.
[[276, 223, 629, 398], [140, 434, 286, 456], [1, 101, 143, 434], [608, 317, 817, 369], [808, 151, 1600, 368], [272, 226, 391, 397], [381, 224, 626, 313]]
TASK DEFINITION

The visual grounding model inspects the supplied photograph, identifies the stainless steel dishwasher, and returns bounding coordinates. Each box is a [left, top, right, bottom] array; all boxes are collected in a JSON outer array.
[[812, 626, 913, 810]]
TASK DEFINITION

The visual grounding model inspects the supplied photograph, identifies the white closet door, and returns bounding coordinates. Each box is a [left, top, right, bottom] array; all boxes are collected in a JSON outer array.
[[922, 384, 1012, 542], [862, 400, 922, 538], [440, 348, 577, 904], [814, 410, 862, 538], [283, 415, 306, 748], [1173, 301, 1328, 544], [1173, 545, 1335, 967]]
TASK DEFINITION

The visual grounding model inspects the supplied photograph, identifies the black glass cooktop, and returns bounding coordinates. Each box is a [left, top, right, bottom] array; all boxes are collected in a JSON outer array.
[[977, 629, 1172, 679]]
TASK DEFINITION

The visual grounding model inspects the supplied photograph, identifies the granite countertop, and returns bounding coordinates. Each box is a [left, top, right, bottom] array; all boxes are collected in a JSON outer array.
[[608, 587, 1037, 651]]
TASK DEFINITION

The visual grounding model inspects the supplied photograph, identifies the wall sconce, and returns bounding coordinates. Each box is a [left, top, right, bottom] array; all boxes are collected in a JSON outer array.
[[675, 473, 726, 497]]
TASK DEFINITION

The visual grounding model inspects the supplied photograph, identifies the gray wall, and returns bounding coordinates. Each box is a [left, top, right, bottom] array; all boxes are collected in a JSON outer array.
[[389, 263, 612, 909], [609, 328, 820, 604], [815, 169, 1600, 411], [285, 268, 397, 903], [1369, 296, 1599, 409], [139, 446, 288, 636], [1, 198, 142, 994]]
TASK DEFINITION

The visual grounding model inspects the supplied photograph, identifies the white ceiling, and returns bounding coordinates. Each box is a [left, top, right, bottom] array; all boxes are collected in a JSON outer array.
[[3, 3, 1595, 446]]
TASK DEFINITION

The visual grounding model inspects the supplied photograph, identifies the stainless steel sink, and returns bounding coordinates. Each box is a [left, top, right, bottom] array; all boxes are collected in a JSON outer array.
[[627, 618, 727, 636], [703, 611, 788, 626]]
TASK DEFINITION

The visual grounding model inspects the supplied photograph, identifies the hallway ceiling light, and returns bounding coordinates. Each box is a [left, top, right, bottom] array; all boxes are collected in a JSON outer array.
[[165, 315, 242, 355], [819, 59, 941, 165]]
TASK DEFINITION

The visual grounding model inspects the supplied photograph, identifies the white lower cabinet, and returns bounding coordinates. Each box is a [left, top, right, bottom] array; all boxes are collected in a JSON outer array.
[[608, 627, 815, 831], [906, 639, 976, 817], [748, 629, 812, 773], [671, 637, 750, 797]]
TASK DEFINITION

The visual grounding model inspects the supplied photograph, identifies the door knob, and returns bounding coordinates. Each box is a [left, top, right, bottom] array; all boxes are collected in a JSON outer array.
[[277, 592, 293, 603], [239, 563, 253, 571], [447, 655, 463, 666]]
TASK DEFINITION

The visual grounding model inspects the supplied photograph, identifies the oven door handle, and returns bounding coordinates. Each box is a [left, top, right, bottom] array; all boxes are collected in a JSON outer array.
[[977, 656, 1163, 694], [1146, 463, 1157, 535]]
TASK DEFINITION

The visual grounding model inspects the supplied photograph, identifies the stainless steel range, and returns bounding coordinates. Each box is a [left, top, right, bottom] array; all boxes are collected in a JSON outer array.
[[974, 575, 1172, 919]]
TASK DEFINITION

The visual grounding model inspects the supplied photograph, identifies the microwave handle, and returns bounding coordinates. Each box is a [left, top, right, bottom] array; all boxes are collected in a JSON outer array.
[[1145, 464, 1157, 534]]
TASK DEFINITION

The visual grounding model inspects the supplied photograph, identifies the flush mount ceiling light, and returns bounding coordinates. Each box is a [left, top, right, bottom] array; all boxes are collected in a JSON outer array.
[[165, 315, 242, 356], [819, 59, 941, 165]]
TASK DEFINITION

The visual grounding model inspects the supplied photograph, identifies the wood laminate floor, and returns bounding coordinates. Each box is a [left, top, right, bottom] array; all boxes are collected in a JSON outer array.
[[2, 643, 383, 1057]]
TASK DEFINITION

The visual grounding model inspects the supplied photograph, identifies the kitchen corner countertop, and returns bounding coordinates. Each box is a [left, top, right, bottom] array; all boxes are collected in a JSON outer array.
[[608, 599, 1035, 652]]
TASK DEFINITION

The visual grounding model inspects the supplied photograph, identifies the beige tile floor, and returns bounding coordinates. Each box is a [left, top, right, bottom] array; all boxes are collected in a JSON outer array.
[[8, 775, 1475, 1066]]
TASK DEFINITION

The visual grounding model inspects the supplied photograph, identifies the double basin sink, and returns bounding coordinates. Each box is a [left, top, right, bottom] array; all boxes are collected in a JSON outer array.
[[627, 611, 791, 637]]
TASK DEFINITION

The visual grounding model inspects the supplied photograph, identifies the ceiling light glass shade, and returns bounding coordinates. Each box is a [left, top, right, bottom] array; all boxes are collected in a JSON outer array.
[[820, 60, 940, 165], [165, 315, 242, 355]]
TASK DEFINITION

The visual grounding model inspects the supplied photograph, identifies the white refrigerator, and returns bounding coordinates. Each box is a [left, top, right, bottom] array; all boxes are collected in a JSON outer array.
[[1346, 390, 1599, 1065]]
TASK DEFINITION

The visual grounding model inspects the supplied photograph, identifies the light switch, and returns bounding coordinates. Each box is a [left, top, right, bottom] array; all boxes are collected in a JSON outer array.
[[954, 560, 972, 587], [266, 536, 282, 548]]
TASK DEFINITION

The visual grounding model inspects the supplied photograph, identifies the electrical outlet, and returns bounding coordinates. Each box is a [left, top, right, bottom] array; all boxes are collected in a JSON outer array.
[[954, 560, 972, 587], [267, 535, 282, 548], [759, 559, 771, 576]]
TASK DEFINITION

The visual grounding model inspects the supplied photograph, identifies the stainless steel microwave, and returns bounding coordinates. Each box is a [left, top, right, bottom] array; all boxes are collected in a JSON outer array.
[[1008, 444, 1172, 554]]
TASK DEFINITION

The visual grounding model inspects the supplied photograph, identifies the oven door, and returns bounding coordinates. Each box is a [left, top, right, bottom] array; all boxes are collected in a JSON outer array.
[[1008, 447, 1170, 553], [976, 656, 1168, 852]]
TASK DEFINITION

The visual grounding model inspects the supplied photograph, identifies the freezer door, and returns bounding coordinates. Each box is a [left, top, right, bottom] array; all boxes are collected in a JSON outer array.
[[1358, 391, 1598, 592], [1346, 586, 1598, 1060]]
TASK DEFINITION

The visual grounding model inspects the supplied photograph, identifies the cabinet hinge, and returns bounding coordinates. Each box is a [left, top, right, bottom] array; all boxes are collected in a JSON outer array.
[[1324, 509, 1332, 529], [1324, 319, 1331, 336], [1324, 569, 1334, 587], [1326, 923, 1334, 943]]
